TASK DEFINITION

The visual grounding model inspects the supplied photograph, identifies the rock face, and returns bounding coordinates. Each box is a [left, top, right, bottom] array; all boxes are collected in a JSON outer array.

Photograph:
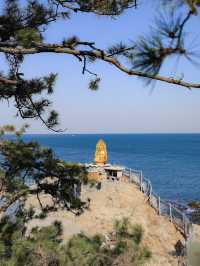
[[26, 180, 186, 266], [94, 139, 108, 165]]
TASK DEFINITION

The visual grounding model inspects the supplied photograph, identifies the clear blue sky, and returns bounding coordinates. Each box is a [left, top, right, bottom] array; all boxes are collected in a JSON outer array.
[[1, 1, 200, 133]]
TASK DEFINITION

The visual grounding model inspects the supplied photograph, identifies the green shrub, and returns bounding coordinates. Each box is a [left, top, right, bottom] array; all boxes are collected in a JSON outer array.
[[112, 240, 128, 256], [115, 217, 130, 238], [63, 234, 103, 266], [0, 217, 151, 266], [136, 246, 152, 264], [131, 224, 143, 245]]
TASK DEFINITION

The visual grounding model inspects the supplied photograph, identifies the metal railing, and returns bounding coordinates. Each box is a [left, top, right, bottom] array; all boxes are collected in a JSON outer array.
[[123, 167, 194, 259]]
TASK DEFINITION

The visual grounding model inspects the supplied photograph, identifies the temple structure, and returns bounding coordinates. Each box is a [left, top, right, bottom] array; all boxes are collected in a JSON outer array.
[[86, 139, 124, 182]]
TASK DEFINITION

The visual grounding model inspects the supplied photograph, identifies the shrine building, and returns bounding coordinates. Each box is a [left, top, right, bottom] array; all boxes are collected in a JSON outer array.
[[86, 139, 124, 182]]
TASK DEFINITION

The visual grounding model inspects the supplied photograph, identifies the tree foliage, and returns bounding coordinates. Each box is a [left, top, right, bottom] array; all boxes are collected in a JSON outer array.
[[0, 0, 200, 130], [0, 217, 151, 266], [0, 2, 198, 264], [0, 125, 88, 219]]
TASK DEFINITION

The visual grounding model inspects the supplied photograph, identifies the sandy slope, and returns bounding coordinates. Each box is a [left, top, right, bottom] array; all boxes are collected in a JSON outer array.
[[26, 180, 185, 266]]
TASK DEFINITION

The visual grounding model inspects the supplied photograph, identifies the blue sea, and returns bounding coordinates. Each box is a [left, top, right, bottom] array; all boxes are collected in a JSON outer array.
[[22, 134, 200, 204]]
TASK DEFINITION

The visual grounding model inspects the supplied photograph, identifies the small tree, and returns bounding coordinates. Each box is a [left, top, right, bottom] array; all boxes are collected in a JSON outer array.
[[0, 125, 88, 219]]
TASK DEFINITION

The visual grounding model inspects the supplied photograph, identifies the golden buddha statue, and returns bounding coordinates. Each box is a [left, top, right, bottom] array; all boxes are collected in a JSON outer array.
[[94, 139, 108, 165]]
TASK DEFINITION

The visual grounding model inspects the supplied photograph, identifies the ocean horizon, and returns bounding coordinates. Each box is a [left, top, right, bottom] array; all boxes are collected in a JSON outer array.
[[22, 132, 200, 135], [17, 133, 200, 205]]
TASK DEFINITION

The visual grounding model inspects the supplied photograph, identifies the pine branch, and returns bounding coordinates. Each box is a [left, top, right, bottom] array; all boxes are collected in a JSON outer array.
[[0, 76, 18, 85], [54, 0, 137, 16], [0, 188, 37, 216], [0, 42, 199, 89], [176, 10, 193, 49]]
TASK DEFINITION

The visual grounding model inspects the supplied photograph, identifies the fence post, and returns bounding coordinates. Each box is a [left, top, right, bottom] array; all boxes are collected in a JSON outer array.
[[158, 196, 161, 215], [149, 181, 152, 202], [140, 171, 143, 191], [183, 214, 187, 237], [169, 203, 172, 222], [127, 167, 193, 242]]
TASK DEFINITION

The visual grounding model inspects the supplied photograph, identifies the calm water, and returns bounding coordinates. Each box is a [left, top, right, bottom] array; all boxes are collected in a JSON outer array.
[[22, 134, 200, 204]]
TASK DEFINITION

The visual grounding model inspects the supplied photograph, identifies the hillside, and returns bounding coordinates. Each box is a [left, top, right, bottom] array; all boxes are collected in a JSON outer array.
[[26, 180, 185, 266]]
